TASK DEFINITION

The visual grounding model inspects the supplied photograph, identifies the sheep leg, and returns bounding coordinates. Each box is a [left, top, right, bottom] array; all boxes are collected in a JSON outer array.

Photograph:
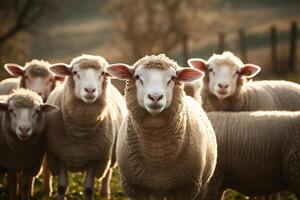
[[19, 172, 33, 200], [57, 164, 68, 200], [84, 164, 96, 200], [99, 167, 112, 198], [7, 171, 17, 200], [42, 156, 52, 196]]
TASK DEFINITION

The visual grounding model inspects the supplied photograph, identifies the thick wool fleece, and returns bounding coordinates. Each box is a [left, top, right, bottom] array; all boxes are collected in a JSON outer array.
[[202, 79, 300, 112], [117, 68, 217, 199], [46, 76, 126, 177], [204, 111, 300, 200], [0, 89, 45, 174]]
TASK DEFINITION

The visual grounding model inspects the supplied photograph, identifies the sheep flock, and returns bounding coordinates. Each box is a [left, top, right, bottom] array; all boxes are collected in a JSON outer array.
[[0, 52, 299, 200]]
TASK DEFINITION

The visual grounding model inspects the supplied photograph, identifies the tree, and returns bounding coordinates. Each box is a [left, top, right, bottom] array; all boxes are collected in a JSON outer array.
[[0, 0, 56, 46], [108, 0, 214, 61]]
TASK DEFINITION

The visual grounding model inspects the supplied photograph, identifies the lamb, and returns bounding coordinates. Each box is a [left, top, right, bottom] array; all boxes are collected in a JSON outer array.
[[106, 54, 217, 200], [203, 111, 300, 200], [0, 89, 58, 200], [0, 60, 64, 101], [45, 54, 127, 200], [188, 51, 300, 112]]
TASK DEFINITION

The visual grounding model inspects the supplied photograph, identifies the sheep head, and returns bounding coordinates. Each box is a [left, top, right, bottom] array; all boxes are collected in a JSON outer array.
[[4, 60, 64, 101], [188, 51, 261, 100], [0, 89, 58, 140], [50, 55, 110, 104], [107, 54, 203, 116]]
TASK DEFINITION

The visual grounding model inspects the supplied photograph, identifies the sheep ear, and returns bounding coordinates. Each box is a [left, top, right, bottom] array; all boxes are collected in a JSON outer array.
[[106, 64, 133, 80], [0, 102, 7, 112], [4, 63, 25, 77], [54, 75, 65, 82], [176, 68, 204, 82], [50, 63, 72, 76], [240, 64, 261, 78], [187, 58, 208, 72], [41, 104, 59, 113]]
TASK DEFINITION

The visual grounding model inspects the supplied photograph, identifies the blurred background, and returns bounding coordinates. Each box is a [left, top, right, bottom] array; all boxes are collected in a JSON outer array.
[[0, 0, 299, 199]]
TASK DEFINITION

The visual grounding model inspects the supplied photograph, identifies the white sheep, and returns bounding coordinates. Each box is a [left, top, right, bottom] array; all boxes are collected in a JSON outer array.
[[45, 54, 127, 200], [188, 51, 300, 112], [0, 60, 64, 101], [107, 54, 217, 200], [0, 89, 58, 200], [204, 111, 300, 200]]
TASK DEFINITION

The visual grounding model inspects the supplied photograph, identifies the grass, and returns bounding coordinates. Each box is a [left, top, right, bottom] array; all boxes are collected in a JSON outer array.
[[0, 165, 298, 200]]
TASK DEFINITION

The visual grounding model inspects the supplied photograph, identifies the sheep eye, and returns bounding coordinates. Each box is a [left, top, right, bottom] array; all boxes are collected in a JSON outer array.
[[134, 75, 140, 80], [171, 75, 177, 80], [73, 71, 80, 79], [101, 71, 105, 75], [8, 108, 13, 113]]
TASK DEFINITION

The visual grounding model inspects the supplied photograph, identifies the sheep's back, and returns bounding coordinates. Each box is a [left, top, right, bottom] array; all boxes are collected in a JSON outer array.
[[208, 111, 299, 195], [0, 78, 19, 95], [244, 81, 300, 111]]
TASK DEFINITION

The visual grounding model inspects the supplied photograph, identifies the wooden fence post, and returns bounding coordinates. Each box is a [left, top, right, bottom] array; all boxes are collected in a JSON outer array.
[[238, 29, 247, 63], [270, 25, 278, 73], [289, 21, 298, 71], [218, 32, 225, 53]]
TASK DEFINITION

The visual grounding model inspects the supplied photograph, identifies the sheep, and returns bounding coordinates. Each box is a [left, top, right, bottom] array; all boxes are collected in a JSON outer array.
[[188, 51, 300, 112], [0, 59, 64, 101], [203, 111, 300, 200], [106, 54, 217, 200], [0, 89, 58, 200], [45, 54, 127, 200]]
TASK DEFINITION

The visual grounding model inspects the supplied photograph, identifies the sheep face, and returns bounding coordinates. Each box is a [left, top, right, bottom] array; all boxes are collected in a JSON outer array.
[[50, 59, 107, 104], [0, 93, 58, 140], [4, 62, 63, 101], [188, 52, 261, 100], [71, 64, 106, 103], [107, 63, 203, 116]]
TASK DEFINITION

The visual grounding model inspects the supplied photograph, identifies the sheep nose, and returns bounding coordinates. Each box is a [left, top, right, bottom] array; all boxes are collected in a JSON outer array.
[[148, 94, 163, 103], [218, 83, 229, 89], [19, 126, 30, 134], [84, 88, 96, 94]]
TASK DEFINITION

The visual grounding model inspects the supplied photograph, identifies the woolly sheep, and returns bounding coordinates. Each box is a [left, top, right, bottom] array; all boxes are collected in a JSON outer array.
[[0, 60, 64, 101], [0, 89, 58, 200], [204, 111, 300, 200], [188, 51, 300, 112], [45, 54, 127, 200], [106, 54, 217, 200]]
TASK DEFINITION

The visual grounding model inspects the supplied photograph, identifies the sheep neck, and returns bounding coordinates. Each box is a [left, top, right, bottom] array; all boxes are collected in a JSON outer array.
[[61, 77, 108, 137], [125, 81, 188, 168]]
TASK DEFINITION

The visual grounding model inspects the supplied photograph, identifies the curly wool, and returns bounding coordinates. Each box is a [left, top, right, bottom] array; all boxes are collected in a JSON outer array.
[[207, 51, 244, 68], [70, 54, 109, 70], [132, 54, 178, 70], [24, 59, 51, 77], [7, 88, 43, 108]]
